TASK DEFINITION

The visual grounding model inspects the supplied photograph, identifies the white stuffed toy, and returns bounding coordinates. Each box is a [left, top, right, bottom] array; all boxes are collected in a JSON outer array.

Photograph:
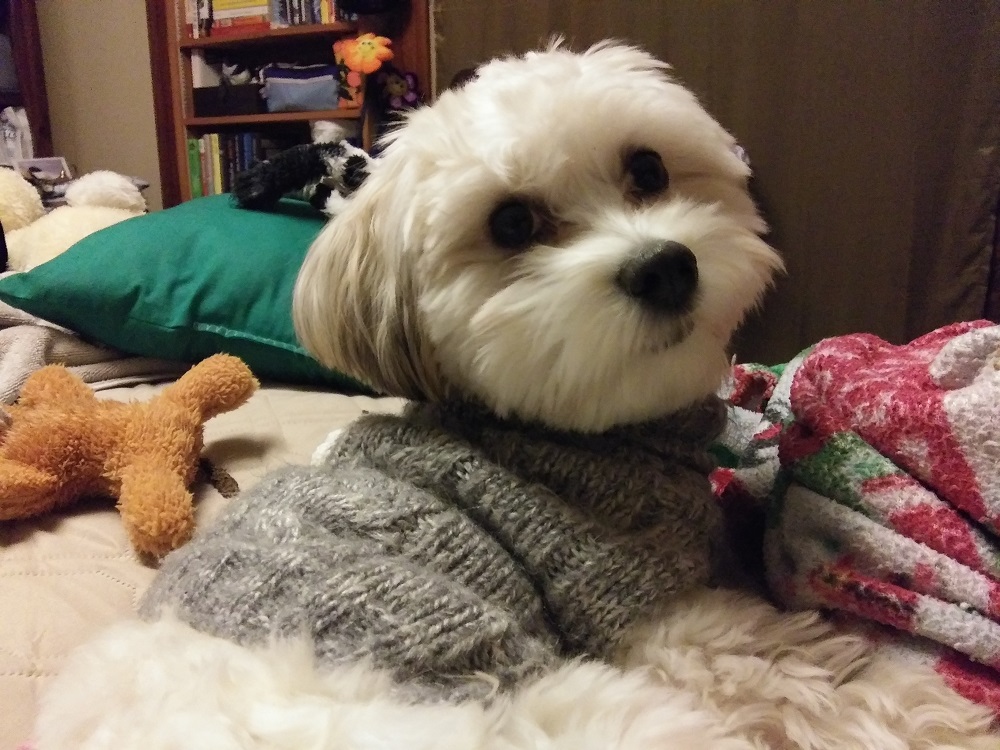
[[0, 168, 146, 272], [0, 167, 44, 233]]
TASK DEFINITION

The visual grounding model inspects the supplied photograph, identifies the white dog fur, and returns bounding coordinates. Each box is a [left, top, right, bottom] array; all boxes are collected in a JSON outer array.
[[293, 41, 780, 433], [35, 41, 997, 748], [37, 591, 996, 749]]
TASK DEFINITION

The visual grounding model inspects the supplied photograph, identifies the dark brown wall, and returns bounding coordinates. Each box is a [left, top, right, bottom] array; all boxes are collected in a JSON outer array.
[[434, 1, 1000, 363]]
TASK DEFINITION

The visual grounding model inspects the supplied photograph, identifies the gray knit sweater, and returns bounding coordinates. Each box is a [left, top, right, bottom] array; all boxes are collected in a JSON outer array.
[[141, 397, 725, 700]]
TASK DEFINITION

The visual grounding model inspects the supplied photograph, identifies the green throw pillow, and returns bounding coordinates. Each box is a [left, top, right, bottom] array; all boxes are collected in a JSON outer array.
[[0, 194, 364, 390]]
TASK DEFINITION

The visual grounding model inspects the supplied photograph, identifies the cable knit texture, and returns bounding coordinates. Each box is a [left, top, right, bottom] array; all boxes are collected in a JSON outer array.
[[141, 397, 725, 699]]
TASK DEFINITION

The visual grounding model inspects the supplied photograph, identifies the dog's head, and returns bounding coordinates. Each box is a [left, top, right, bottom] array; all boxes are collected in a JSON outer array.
[[294, 41, 782, 432]]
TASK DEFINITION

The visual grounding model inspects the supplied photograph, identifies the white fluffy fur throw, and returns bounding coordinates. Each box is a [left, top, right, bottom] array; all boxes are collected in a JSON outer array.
[[34, 588, 997, 749]]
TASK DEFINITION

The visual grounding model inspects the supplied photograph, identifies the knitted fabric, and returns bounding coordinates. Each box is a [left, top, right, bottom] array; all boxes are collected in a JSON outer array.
[[142, 397, 725, 699], [713, 320, 1000, 714]]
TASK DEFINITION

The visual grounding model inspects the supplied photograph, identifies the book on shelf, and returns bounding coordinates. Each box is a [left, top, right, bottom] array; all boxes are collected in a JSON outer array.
[[208, 0, 269, 36], [186, 138, 204, 198], [186, 0, 212, 37], [268, 0, 342, 28], [241, 131, 256, 171], [209, 17, 271, 36], [199, 136, 212, 196], [208, 133, 223, 195], [213, 0, 268, 12], [186, 0, 347, 37], [269, 0, 289, 27], [184, 0, 195, 37], [188, 130, 303, 197]]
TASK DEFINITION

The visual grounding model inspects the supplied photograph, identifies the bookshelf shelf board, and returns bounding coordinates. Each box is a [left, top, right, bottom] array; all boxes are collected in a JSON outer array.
[[180, 22, 357, 50], [185, 109, 363, 127]]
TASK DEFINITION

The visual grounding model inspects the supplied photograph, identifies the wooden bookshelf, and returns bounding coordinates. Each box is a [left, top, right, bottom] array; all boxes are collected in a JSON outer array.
[[185, 109, 363, 128], [145, 0, 432, 207], [179, 22, 357, 49]]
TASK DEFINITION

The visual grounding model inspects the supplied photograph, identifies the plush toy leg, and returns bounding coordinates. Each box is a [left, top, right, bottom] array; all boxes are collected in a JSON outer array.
[[164, 354, 258, 422], [0, 458, 62, 518], [117, 462, 195, 559], [18, 365, 96, 410]]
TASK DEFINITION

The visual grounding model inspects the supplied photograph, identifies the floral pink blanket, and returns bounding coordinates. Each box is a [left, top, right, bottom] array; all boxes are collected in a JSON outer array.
[[714, 320, 1000, 714]]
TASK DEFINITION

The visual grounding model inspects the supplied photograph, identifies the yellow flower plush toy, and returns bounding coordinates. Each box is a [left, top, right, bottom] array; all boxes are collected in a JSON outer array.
[[334, 33, 393, 75]]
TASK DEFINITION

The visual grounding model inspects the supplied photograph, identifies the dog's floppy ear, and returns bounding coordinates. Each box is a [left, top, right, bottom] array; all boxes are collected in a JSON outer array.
[[446, 66, 478, 90], [293, 184, 444, 401]]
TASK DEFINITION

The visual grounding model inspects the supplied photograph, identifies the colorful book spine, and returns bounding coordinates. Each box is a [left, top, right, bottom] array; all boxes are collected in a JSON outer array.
[[224, 133, 239, 191], [208, 16, 270, 36], [209, 133, 223, 195], [218, 133, 228, 193], [269, 0, 289, 27], [240, 131, 255, 170], [210, 0, 268, 35], [185, 0, 198, 37], [199, 136, 212, 196], [192, 131, 267, 196], [212, 0, 267, 11], [187, 138, 203, 198]]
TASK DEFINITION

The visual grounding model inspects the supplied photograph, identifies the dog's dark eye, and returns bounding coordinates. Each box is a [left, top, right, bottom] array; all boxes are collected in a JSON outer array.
[[489, 200, 538, 250], [626, 149, 669, 195]]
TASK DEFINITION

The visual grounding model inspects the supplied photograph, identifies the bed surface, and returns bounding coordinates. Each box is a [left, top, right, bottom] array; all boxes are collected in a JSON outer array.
[[0, 380, 404, 749], [6, 324, 1000, 746]]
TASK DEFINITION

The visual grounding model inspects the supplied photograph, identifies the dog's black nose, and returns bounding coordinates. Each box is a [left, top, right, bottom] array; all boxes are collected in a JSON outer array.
[[616, 241, 698, 313]]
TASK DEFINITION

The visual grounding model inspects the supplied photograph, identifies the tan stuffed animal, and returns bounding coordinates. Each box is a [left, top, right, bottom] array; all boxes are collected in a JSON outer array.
[[0, 354, 258, 558]]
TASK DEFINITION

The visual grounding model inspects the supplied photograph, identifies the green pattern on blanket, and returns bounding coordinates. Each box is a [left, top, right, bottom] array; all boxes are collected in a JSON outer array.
[[714, 320, 1000, 715]]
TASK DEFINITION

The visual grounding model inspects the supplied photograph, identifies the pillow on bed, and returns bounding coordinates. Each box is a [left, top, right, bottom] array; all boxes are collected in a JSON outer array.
[[0, 194, 364, 390]]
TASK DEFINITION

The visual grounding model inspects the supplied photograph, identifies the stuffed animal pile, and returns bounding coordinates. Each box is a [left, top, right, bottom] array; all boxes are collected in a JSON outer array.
[[0, 167, 146, 271]]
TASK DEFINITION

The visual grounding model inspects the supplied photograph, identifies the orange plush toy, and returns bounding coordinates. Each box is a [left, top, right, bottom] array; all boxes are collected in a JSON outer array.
[[0, 354, 258, 558]]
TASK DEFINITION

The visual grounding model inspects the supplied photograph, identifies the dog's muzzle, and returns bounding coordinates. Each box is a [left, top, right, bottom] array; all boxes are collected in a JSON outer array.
[[616, 240, 699, 314]]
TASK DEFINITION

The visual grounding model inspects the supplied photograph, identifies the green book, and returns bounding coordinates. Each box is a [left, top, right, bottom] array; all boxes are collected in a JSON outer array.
[[187, 137, 203, 198]]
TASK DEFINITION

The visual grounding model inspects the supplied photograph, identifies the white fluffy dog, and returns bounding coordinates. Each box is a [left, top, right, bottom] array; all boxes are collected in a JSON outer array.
[[295, 44, 778, 433], [35, 42, 997, 750]]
